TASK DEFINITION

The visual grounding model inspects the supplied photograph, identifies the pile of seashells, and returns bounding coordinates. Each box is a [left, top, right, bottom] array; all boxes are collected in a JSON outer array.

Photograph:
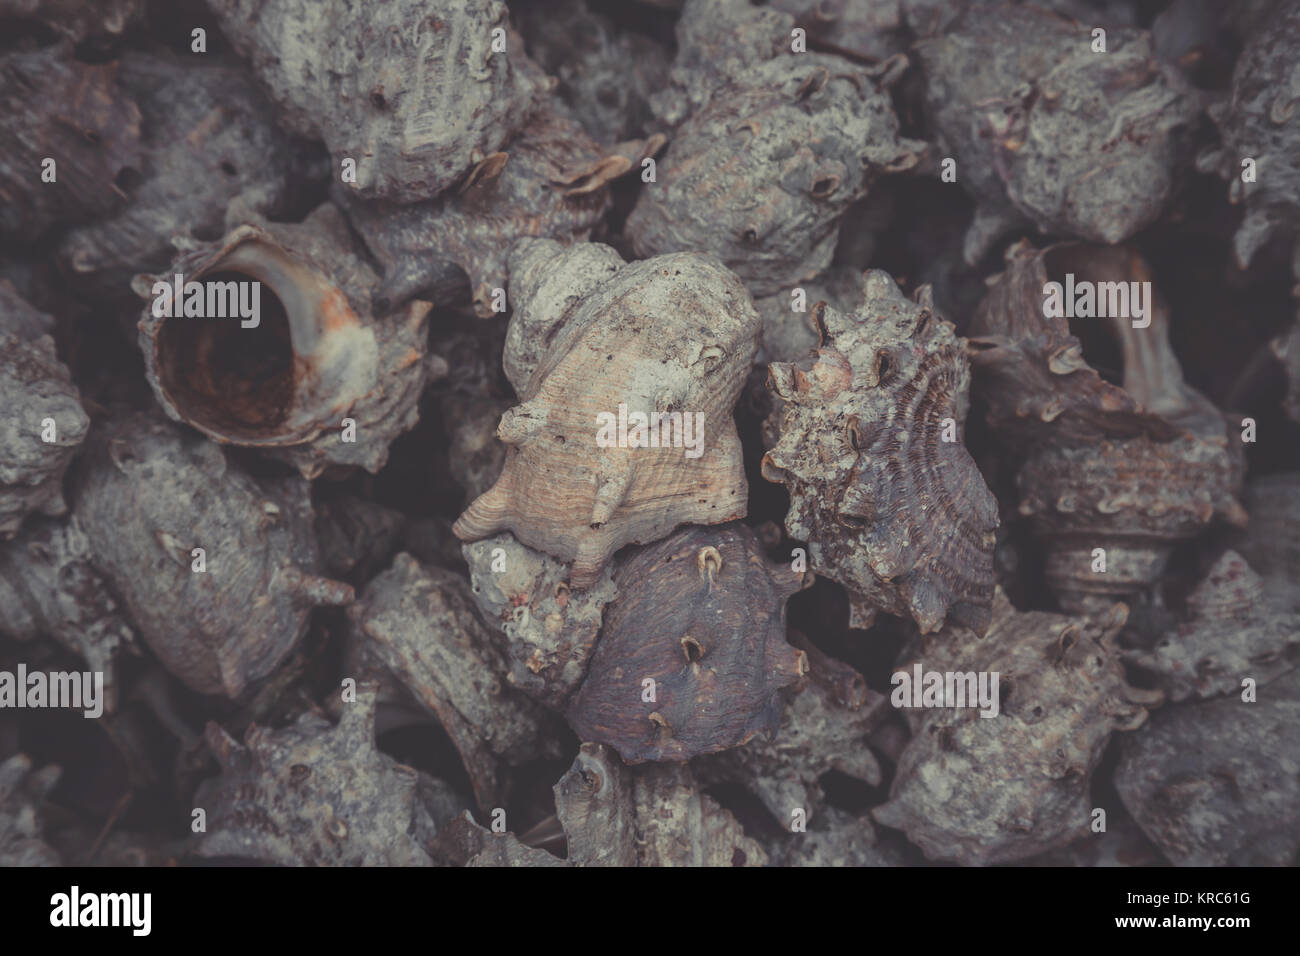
[[1, 0, 1298, 868]]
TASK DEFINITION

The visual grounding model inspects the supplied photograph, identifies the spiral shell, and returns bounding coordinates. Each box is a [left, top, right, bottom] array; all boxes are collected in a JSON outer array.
[[453, 240, 759, 589], [763, 269, 999, 634], [206, 0, 551, 202], [872, 591, 1160, 865], [567, 523, 809, 762], [133, 204, 434, 479]]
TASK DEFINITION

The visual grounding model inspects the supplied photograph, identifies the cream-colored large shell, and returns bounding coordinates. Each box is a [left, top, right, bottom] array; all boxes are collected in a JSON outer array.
[[453, 241, 759, 588]]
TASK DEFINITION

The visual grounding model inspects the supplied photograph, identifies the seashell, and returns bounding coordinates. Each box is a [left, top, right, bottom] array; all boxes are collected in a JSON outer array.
[[433, 810, 565, 867], [762, 270, 999, 634], [0, 516, 135, 713], [463, 532, 616, 710], [443, 392, 512, 501], [567, 523, 810, 762], [627, 53, 923, 299], [1237, 472, 1300, 611], [340, 107, 648, 318], [553, 742, 767, 867], [1124, 551, 1300, 702], [769, 0, 907, 62], [765, 807, 911, 868], [206, 0, 551, 202], [1114, 667, 1300, 866], [1022, 808, 1166, 867], [0, 753, 61, 866], [751, 265, 865, 365], [1196, 1, 1300, 268], [0, 291, 90, 537], [0, 0, 142, 45], [0, 41, 141, 239], [970, 242, 1247, 613], [194, 685, 449, 865], [452, 240, 760, 589], [345, 553, 561, 811], [872, 591, 1160, 865], [916, 6, 1199, 263], [1273, 318, 1300, 424], [694, 632, 888, 823], [313, 496, 411, 583], [59, 52, 298, 294], [514, 0, 670, 143], [132, 203, 435, 478], [72, 412, 354, 697]]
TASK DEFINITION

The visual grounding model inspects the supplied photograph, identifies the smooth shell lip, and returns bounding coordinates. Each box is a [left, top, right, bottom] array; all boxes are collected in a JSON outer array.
[[142, 230, 380, 447]]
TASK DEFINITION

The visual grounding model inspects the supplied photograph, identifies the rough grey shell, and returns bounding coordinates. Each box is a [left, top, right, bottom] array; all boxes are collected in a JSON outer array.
[[206, 0, 552, 202], [194, 685, 448, 865], [73, 413, 353, 697], [916, 5, 1199, 263], [0, 754, 61, 866], [1115, 667, 1300, 866], [873, 591, 1160, 865], [763, 270, 999, 634]]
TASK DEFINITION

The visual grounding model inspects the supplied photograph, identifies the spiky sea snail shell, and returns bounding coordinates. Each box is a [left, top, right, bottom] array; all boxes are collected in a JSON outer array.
[[452, 239, 760, 589], [762, 269, 999, 635], [132, 204, 435, 480]]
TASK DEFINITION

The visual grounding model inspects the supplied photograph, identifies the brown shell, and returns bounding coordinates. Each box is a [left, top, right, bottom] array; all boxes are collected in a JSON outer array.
[[1115, 668, 1300, 866], [463, 532, 616, 709], [553, 742, 767, 867], [1124, 551, 1300, 702], [567, 523, 809, 762], [345, 553, 560, 811], [970, 243, 1247, 612], [206, 0, 552, 202], [0, 753, 61, 867], [763, 269, 999, 634], [694, 633, 889, 823], [0, 42, 141, 239], [452, 241, 760, 589], [873, 591, 1160, 865], [627, 53, 922, 299], [73, 412, 353, 697], [133, 204, 434, 479], [0, 326, 89, 538], [194, 685, 445, 866], [340, 107, 648, 318], [433, 811, 566, 867], [0, 517, 135, 713]]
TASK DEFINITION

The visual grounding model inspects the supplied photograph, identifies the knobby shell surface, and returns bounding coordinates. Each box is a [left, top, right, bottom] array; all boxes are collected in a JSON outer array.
[[194, 686, 449, 866], [73, 413, 353, 697], [205, 0, 551, 202], [873, 591, 1160, 865], [59, 52, 298, 295], [463, 532, 616, 709], [567, 523, 809, 762], [1115, 668, 1300, 867], [1124, 551, 1300, 702], [553, 742, 767, 867], [453, 241, 759, 588], [763, 269, 999, 634], [346, 553, 560, 811], [134, 204, 434, 478], [917, 5, 1199, 263]]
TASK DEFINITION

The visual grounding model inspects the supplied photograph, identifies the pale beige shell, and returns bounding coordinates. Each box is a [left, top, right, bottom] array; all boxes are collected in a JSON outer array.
[[453, 240, 760, 588]]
